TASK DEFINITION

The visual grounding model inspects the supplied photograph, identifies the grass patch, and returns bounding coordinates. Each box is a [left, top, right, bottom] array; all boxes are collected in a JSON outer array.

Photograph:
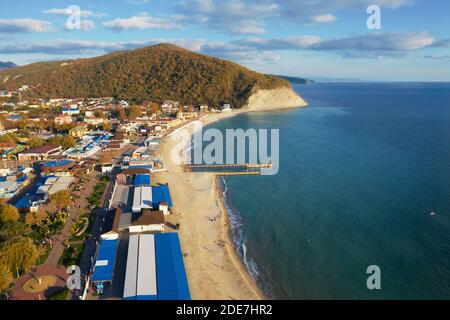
[[48, 288, 69, 300]]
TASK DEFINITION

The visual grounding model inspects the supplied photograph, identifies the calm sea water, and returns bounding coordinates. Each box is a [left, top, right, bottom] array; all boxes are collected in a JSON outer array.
[[208, 82, 450, 300]]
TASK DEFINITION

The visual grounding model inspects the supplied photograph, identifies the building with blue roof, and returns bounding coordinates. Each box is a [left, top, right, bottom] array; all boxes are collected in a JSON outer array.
[[152, 184, 173, 209], [91, 239, 120, 284], [134, 174, 151, 186], [155, 233, 191, 300]]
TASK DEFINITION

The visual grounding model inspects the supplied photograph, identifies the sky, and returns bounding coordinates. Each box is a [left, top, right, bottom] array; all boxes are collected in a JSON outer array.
[[0, 0, 449, 81]]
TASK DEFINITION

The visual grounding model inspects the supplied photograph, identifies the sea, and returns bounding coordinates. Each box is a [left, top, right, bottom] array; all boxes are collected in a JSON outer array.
[[207, 82, 450, 299]]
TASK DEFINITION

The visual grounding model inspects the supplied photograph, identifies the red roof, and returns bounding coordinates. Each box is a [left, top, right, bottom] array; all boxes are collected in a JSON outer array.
[[23, 144, 60, 155]]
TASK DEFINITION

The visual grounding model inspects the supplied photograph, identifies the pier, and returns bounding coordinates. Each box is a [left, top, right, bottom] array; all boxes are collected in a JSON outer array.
[[184, 163, 271, 176], [185, 163, 272, 169]]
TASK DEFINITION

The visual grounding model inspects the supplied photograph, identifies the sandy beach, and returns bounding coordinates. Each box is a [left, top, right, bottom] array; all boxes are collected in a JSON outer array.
[[152, 112, 264, 300]]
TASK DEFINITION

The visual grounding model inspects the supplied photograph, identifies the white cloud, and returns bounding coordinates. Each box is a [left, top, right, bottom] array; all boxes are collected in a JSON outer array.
[[312, 32, 434, 52], [80, 20, 96, 31], [312, 13, 337, 23], [236, 36, 321, 50], [0, 18, 52, 33], [280, 0, 413, 23], [103, 14, 181, 31], [176, 0, 278, 34], [43, 8, 107, 18]]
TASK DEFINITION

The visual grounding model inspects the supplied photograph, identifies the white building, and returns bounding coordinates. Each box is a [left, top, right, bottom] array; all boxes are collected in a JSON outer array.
[[129, 210, 165, 233], [132, 186, 153, 213]]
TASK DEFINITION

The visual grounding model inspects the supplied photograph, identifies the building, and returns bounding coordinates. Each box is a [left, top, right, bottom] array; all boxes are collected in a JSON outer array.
[[36, 175, 75, 196], [151, 184, 173, 210], [85, 117, 105, 126], [132, 186, 153, 213], [62, 106, 80, 115], [41, 160, 76, 173], [18, 144, 62, 161], [129, 209, 165, 233], [100, 208, 122, 240], [123, 234, 158, 300], [69, 126, 88, 138], [55, 114, 72, 125], [91, 239, 120, 294], [134, 174, 151, 186], [101, 163, 114, 174], [123, 233, 190, 300], [161, 100, 180, 114], [0, 178, 25, 199]]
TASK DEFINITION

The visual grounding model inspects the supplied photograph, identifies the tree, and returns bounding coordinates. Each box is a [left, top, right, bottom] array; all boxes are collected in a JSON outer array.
[[48, 135, 76, 150], [128, 105, 142, 120], [28, 136, 45, 148], [0, 263, 13, 293], [102, 121, 112, 131], [117, 106, 127, 121], [0, 221, 27, 240], [147, 102, 161, 115], [0, 237, 41, 276], [49, 190, 72, 212], [0, 204, 20, 223], [24, 208, 48, 226]]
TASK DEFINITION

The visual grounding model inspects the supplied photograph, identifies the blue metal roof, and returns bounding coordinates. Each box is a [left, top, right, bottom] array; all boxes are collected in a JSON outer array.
[[134, 174, 151, 186], [155, 233, 190, 300], [129, 165, 153, 170], [152, 185, 173, 209], [92, 239, 119, 282]]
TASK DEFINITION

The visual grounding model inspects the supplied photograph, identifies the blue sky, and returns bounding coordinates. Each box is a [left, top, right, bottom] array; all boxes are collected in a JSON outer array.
[[0, 0, 449, 81]]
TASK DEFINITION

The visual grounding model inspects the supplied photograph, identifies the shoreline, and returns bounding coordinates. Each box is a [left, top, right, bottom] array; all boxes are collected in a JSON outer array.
[[214, 175, 266, 300], [153, 110, 265, 300]]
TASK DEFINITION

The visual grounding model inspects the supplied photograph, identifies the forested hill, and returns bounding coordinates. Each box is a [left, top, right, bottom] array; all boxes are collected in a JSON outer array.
[[0, 43, 291, 108]]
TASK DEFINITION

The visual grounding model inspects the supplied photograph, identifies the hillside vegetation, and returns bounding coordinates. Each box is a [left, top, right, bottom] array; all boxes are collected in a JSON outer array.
[[0, 44, 291, 108]]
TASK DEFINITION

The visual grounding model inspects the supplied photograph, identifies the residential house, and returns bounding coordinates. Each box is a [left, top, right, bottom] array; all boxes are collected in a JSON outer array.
[[129, 209, 165, 233], [18, 144, 62, 161], [55, 113, 73, 125]]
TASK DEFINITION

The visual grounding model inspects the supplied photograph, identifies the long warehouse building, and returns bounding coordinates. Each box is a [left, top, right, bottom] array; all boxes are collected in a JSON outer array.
[[123, 234, 158, 300], [123, 233, 190, 300]]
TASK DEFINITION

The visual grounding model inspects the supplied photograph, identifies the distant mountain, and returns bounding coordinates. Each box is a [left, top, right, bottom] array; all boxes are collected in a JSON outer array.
[[276, 75, 314, 84], [0, 61, 17, 70], [0, 44, 293, 109], [311, 77, 371, 83]]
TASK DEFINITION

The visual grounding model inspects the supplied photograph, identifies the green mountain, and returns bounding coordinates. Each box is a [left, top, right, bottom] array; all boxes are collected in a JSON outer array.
[[276, 75, 314, 84], [0, 44, 291, 108]]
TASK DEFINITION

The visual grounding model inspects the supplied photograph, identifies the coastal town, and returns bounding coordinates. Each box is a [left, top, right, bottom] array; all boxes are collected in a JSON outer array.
[[0, 90, 255, 301]]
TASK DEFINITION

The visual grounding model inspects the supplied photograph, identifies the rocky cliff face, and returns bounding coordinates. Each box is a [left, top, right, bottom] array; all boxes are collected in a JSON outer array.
[[244, 87, 308, 112]]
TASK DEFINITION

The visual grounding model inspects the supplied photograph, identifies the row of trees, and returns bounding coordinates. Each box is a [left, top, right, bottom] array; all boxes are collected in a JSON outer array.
[[0, 204, 42, 293], [0, 190, 73, 294]]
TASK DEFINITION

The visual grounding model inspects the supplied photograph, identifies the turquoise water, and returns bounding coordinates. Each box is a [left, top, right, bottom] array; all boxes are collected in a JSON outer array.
[[209, 83, 450, 300]]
